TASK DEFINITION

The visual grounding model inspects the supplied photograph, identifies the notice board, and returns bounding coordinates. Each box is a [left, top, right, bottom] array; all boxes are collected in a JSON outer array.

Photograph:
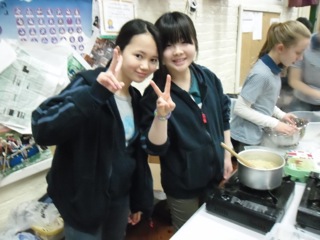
[[239, 11, 280, 87]]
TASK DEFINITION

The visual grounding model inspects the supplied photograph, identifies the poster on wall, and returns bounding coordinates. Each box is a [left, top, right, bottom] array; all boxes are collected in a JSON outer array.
[[0, 39, 93, 134], [83, 37, 115, 68], [0, 0, 93, 54], [98, 0, 134, 38], [242, 11, 263, 40]]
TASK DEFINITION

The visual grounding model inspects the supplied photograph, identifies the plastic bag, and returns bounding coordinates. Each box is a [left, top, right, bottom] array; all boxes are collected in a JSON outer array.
[[0, 200, 60, 239], [0, 231, 40, 240]]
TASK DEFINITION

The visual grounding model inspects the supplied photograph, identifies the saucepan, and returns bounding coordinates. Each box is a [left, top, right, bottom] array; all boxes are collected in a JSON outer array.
[[221, 143, 285, 190]]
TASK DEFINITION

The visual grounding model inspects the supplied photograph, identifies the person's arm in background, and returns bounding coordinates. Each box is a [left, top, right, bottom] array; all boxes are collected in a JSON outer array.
[[223, 129, 233, 180], [234, 96, 297, 135], [288, 67, 320, 100]]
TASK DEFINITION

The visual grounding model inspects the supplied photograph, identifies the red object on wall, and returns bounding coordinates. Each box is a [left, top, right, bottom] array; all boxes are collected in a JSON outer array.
[[288, 0, 319, 7]]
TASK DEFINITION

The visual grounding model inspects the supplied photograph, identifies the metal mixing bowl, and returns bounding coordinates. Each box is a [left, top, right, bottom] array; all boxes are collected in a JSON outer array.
[[263, 118, 308, 147]]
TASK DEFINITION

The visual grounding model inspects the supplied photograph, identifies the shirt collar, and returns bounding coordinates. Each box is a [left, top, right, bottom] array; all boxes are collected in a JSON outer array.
[[260, 54, 283, 75], [189, 69, 202, 104]]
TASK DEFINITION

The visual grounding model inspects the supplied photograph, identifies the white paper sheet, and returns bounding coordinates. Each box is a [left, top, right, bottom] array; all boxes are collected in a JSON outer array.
[[0, 41, 73, 133], [0, 40, 16, 73], [252, 12, 263, 40]]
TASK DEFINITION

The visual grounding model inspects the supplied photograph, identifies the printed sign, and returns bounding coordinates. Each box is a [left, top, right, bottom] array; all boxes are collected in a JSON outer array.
[[0, 0, 92, 54]]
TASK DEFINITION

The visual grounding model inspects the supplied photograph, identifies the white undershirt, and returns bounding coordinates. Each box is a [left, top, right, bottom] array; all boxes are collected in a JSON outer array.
[[114, 95, 134, 146], [234, 96, 286, 128]]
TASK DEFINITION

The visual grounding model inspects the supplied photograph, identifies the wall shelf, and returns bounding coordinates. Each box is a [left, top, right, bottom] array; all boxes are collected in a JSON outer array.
[[0, 158, 52, 188]]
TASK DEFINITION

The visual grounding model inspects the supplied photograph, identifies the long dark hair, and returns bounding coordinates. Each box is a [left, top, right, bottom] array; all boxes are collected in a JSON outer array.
[[106, 19, 162, 67]]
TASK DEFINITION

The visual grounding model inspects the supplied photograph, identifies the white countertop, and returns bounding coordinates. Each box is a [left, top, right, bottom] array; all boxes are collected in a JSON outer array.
[[171, 183, 319, 240]]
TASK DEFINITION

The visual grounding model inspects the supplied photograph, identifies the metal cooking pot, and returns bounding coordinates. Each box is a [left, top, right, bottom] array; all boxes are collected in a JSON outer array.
[[237, 149, 285, 190]]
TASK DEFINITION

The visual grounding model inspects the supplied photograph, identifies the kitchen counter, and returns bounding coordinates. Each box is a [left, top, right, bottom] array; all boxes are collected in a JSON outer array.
[[171, 182, 319, 240], [171, 121, 320, 240]]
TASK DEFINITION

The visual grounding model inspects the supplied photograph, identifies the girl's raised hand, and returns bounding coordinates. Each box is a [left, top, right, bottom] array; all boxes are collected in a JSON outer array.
[[150, 74, 176, 117], [96, 47, 125, 92]]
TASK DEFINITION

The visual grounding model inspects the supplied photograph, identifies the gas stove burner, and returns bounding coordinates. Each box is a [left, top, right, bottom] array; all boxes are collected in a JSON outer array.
[[225, 177, 279, 206], [268, 190, 278, 205], [297, 172, 320, 234], [307, 181, 320, 211], [307, 175, 320, 212], [206, 170, 295, 234], [309, 171, 320, 180]]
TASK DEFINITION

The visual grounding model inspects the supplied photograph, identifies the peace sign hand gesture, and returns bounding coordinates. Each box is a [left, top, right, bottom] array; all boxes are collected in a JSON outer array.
[[96, 47, 125, 93], [150, 74, 176, 118]]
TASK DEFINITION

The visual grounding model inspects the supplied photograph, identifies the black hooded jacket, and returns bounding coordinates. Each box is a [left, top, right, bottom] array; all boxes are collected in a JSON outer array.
[[32, 67, 153, 231], [140, 63, 230, 199]]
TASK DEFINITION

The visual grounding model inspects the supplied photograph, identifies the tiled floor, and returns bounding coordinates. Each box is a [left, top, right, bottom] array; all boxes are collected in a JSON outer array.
[[125, 200, 174, 240], [125, 219, 174, 240]]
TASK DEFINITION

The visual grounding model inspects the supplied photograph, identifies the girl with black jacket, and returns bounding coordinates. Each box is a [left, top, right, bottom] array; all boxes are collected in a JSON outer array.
[[140, 12, 233, 232], [32, 19, 162, 240]]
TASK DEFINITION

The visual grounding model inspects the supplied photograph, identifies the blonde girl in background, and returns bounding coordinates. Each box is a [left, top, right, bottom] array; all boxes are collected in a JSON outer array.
[[231, 20, 311, 153]]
